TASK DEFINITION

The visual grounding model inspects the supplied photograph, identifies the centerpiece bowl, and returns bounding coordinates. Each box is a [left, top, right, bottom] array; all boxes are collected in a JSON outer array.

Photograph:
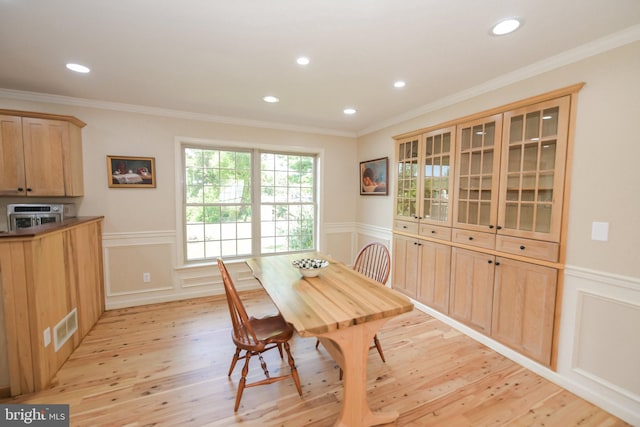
[[292, 258, 329, 277]]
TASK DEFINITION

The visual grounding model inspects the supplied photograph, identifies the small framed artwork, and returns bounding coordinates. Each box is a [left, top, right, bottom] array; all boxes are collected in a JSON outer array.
[[107, 155, 156, 188], [360, 157, 388, 195]]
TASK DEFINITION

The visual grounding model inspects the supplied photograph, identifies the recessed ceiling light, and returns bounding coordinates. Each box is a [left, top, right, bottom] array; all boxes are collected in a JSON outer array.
[[66, 63, 90, 73], [343, 108, 357, 115], [393, 81, 406, 88], [296, 57, 310, 66], [490, 18, 522, 36], [263, 95, 280, 103]]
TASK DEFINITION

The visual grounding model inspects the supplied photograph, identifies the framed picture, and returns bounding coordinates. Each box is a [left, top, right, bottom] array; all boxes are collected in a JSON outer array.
[[359, 157, 388, 195], [107, 155, 156, 188]]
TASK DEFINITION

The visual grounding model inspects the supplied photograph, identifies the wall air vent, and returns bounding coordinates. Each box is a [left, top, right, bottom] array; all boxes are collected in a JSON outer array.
[[54, 308, 78, 352]]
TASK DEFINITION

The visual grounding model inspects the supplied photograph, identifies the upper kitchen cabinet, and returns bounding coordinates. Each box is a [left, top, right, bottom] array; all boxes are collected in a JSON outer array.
[[0, 110, 85, 197], [497, 96, 570, 243], [394, 127, 456, 230], [453, 114, 503, 234]]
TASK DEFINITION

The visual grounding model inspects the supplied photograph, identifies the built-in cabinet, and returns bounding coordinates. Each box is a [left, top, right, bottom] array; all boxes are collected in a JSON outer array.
[[0, 110, 85, 197], [392, 85, 581, 367], [0, 218, 104, 396]]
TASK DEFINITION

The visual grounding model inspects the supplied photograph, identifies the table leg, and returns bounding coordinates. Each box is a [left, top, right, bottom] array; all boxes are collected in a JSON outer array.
[[318, 318, 398, 427]]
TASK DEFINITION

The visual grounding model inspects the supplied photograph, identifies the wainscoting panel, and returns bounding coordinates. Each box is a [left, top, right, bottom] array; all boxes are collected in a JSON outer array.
[[557, 266, 640, 426], [103, 223, 392, 309]]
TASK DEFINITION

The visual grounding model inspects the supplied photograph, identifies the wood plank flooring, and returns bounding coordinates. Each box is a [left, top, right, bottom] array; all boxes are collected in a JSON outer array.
[[1, 290, 629, 426]]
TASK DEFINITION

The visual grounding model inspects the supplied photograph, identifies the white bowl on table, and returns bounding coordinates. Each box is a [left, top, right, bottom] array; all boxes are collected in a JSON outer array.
[[292, 258, 329, 277]]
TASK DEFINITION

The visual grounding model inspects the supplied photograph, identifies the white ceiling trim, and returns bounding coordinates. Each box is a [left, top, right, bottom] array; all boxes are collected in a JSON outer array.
[[0, 88, 357, 139], [358, 24, 640, 137]]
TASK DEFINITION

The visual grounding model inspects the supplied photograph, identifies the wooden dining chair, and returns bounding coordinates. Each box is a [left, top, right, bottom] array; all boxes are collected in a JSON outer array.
[[316, 242, 391, 377], [217, 258, 303, 412]]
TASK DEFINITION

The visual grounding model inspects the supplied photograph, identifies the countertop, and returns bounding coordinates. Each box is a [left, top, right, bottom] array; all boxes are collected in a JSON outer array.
[[0, 216, 104, 239]]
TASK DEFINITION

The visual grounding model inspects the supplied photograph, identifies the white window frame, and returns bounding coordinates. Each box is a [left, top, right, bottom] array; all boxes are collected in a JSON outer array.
[[174, 137, 324, 266]]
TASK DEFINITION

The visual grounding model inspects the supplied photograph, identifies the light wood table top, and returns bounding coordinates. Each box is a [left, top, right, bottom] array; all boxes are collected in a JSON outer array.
[[246, 251, 413, 427]]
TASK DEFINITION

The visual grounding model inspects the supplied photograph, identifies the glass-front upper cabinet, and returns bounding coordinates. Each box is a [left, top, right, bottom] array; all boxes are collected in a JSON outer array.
[[395, 135, 422, 222], [421, 127, 455, 225], [498, 96, 570, 242], [453, 114, 503, 232]]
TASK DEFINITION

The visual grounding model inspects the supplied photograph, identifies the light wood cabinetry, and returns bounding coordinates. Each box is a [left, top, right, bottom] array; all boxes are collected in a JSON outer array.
[[391, 84, 582, 367], [0, 218, 104, 395], [391, 234, 420, 299], [449, 248, 494, 333], [394, 127, 455, 227], [392, 234, 451, 313], [0, 110, 85, 197], [491, 257, 557, 364]]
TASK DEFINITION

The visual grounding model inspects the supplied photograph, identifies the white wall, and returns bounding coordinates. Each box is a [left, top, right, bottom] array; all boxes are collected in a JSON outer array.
[[356, 40, 640, 425]]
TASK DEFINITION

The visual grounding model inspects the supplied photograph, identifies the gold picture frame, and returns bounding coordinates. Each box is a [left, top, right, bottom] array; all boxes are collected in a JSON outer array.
[[107, 155, 156, 188]]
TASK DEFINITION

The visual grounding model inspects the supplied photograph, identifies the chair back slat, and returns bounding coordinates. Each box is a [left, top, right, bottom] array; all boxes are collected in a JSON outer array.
[[353, 242, 391, 284], [217, 258, 259, 346]]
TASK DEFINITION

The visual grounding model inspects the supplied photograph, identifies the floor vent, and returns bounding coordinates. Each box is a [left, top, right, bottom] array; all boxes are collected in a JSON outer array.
[[54, 308, 78, 352]]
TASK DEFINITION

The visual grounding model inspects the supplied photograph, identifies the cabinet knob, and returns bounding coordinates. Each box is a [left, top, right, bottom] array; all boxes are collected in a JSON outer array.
[[519, 245, 526, 250], [17, 187, 24, 192], [487, 260, 493, 264], [489, 225, 494, 229], [403, 225, 407, 229], [468, 236, 474, 241], [26, 188, 32, 192], [495, 261, 501, 266], [496, 225, 503, 230], [431, 230, 436, 234]]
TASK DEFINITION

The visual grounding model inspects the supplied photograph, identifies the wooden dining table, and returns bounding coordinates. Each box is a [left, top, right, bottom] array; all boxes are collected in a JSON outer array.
[[246, 252, 414, 427]]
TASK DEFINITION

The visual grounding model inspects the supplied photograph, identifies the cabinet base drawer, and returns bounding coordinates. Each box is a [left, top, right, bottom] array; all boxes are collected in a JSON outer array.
[[419, 224, 451, 241], [452, 229, 496, 250], [394, 220, 419, 234], [496, 235, 559, 262]]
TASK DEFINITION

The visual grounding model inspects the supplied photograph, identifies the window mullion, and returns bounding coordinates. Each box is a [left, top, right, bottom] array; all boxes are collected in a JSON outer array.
[[252, 149, 262, 256]]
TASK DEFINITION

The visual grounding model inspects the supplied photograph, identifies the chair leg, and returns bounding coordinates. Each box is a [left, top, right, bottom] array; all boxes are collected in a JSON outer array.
[[228, 347, 242, 377], [373, 334, 386, 363], [234, 352, 252, 412], [277, 343, 284, 359], [284, 342, 303, 396], [315, 339, 320, 349]]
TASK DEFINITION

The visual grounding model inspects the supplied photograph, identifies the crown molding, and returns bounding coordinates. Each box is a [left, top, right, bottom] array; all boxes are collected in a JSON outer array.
[[0, 88, 357, 139], [357, 24, 640, 137]]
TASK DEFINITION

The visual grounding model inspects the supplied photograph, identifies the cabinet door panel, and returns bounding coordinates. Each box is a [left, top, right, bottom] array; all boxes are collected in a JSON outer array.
[[22, 118, 67, 196], [453, 114, 503, 233], [0, 115, 25, 195], [498, 96, 570, 242], [421, 127, 455, 226], [392, 235, 419, 299], [449, 248, 494, 333], [417, 240, 451, 313], [395, 136, 422, 222], [491, 257, 557, 365]]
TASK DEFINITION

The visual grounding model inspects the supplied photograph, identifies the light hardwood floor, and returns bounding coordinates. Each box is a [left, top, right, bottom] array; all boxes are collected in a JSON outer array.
[[1, 290, 629, 426]]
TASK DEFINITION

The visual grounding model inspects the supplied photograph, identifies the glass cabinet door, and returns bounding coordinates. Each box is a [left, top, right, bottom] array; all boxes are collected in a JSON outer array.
[[421, 127, 455, 225], [395, 135, 422, 222], [453, 114, 502, 232], [498, 96, 570, 242]]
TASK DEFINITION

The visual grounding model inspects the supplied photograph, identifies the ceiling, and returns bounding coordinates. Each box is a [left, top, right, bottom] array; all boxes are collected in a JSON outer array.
[[1, 1, 639, 136]]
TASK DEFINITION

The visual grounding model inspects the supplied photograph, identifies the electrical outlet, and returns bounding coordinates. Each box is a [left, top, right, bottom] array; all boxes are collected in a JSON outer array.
[[143, 272, 151, 283], [44, 327, 51, 347]]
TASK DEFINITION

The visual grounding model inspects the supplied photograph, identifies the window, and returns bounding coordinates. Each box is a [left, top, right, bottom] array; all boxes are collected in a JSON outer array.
[[183, 145, 317, 262]]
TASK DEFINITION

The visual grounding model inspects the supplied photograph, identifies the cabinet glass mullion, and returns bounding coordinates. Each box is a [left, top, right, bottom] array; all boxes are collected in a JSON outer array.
[[499, 97, 569, 241], [422, 129, 453, 224], [396, 137, 421, 221], [455, 117, 501, 231]]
